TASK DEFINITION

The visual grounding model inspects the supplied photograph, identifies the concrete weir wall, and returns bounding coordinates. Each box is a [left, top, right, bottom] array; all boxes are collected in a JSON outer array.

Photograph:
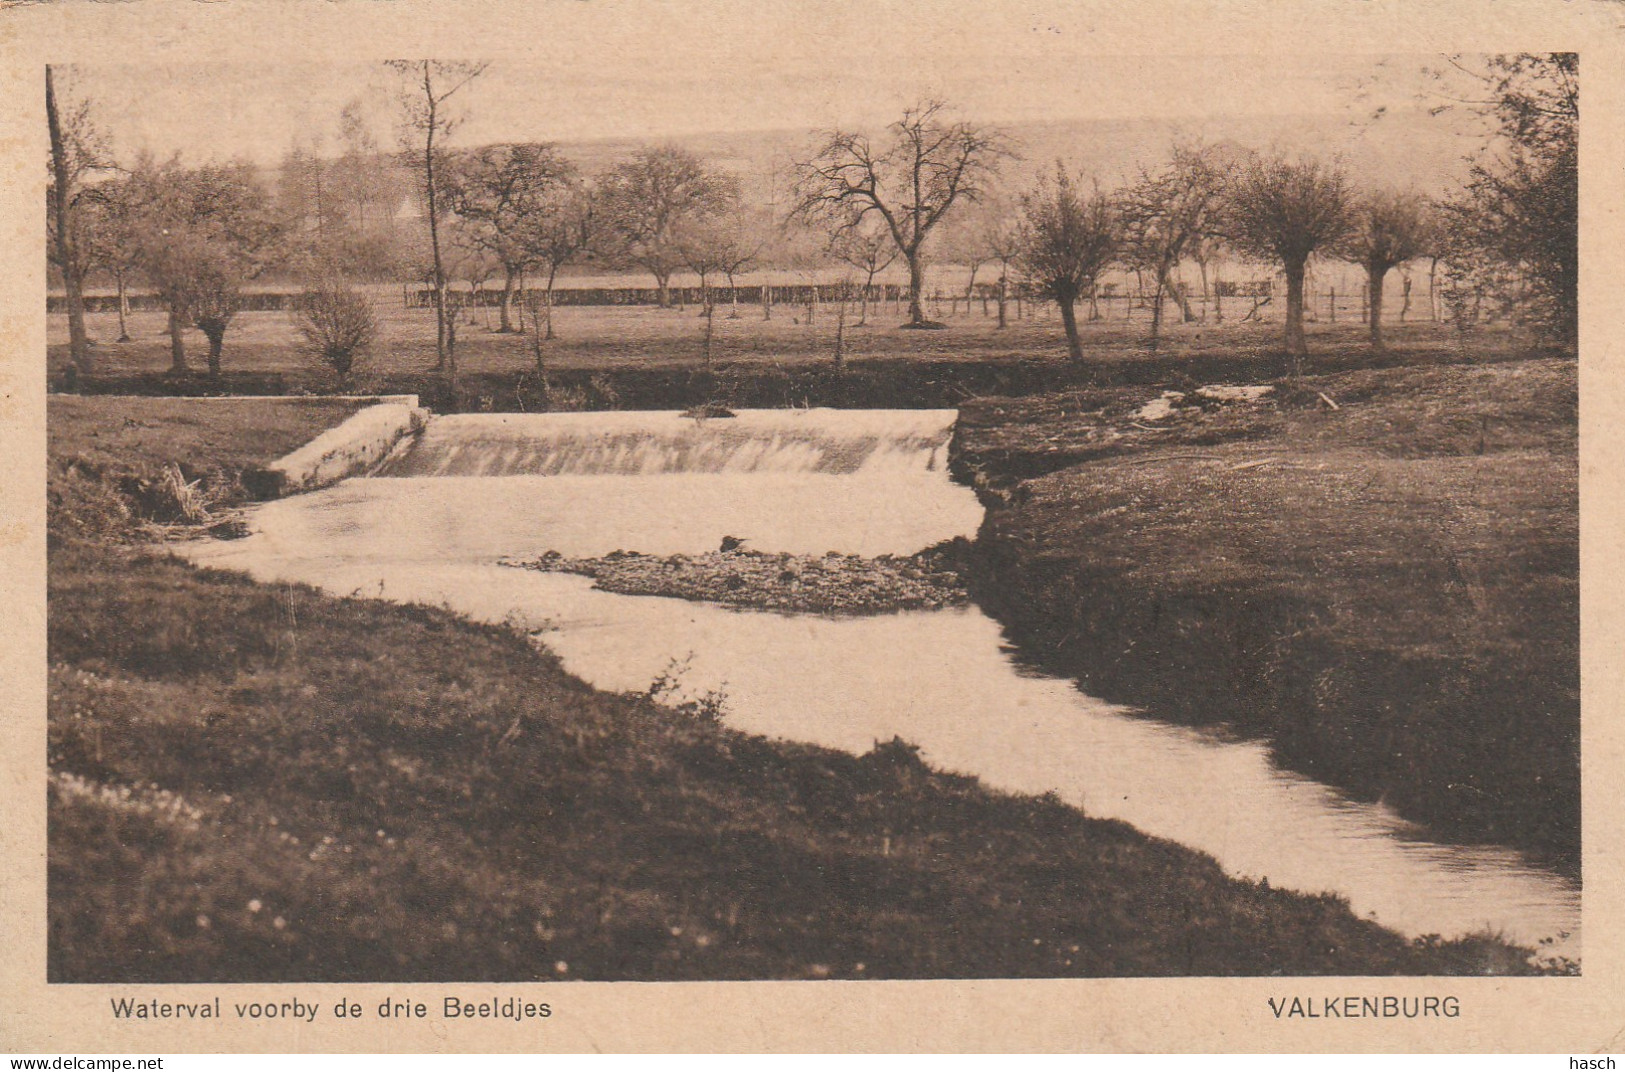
[[245, 396, 427, 499]]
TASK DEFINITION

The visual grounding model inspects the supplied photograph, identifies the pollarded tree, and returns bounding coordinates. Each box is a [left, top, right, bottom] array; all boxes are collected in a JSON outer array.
[[1223, 153, 1355, 366], [128, 158, 284, 377], [1015, 164, 1119, 364], [793, 99, 1011, 328], [296, 278, 378, 382], [598, 146, 741, 309], [1336, 189, 1433, 352], [443, 143, 577, 333]]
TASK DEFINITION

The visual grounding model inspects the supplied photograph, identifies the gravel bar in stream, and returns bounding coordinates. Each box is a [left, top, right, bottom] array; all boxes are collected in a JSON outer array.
[[503, 543, 971, 615]]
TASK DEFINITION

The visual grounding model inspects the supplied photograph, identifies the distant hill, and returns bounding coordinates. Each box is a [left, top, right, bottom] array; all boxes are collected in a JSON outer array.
[[547, 107, 1483, 201], [258, 107, 1478, 224]]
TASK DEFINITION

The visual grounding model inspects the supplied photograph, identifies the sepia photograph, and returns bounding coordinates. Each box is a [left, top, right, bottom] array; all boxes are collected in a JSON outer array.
[[5, 0, 1619, 1055]]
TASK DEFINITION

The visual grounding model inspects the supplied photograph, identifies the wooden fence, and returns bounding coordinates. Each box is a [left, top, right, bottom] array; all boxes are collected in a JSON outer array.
[[50, 277, 1445, 323]]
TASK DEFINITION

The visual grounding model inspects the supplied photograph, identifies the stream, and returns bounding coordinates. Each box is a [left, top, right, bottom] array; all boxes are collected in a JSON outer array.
[[182, 407, 1580, 962]]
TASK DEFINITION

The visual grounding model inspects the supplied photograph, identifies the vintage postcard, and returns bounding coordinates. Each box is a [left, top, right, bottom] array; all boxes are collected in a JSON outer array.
[[2, 0, 1620, 1054]]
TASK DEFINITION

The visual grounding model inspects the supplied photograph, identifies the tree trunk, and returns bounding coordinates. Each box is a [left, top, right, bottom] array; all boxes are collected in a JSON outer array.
[[47, 65, 91, 374], [1196, 256, 1211, 323], [1429, 257, 1441, 322], [544, 268, 557, 341], [833, 293, 847, 369], [424, 82, 448, 371], [906, 252, 926, 326], [702, 298, 714, 368], [1367, 262, 1389, 352], [1284, 258, 1308, 367], [531, 302, 547, 379], [655, 272, 672, 309], [1058, 292, 1084, 363], [167, 303, 188, 373], [1149, 288, 1163, 351], [1399, 273, 1413, 323], [996, 272, 1008, 329], [434, 282, 450, 371], [762, 284, 772, 321], [204, 327, 225, 378], [498, 269, 517, 333], [1161, 268, 1193, 322], [445, 297, 459, 377], [115, 270, 130, 342]]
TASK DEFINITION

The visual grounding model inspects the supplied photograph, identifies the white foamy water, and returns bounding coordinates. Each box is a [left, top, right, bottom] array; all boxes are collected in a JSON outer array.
[[374, 408, 957, 478], [182, 408, 1580, 961]]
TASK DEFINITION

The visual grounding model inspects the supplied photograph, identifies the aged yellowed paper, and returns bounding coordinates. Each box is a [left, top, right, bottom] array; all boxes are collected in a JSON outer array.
[[3, 0, 1621, 1053]]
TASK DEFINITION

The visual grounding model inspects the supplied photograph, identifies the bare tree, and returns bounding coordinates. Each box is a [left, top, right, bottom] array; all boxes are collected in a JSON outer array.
[[387, 59, 489, 372], [1335, 189, 1432, 351], [1118, 143, 1228, 350], [827, 215, 899, 325], [1223, 153, 1355, 365], [598, 146, 741, 309], [520, 182, 596, 343], [1015, 164, 1119, 363], [80, 171, 147, 343], [46, 65, 103, 373], [443, 143, 576, 333], [676, 213, 762, 317], [934, 208, 995, 317], [983, 208, 1025, 329], [715, 212, 770, 319], [673, 217, 741, 367], [275, 138, 341, 254], [793, 99, 1011, 328], [331, 100, 398, 233]]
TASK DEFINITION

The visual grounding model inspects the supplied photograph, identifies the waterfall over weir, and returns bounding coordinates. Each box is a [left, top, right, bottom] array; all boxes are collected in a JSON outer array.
[[376, 409, 956, 478]]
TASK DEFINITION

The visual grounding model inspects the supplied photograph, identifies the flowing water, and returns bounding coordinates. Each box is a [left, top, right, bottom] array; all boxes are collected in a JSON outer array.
[[184, 408, 1580, 961]]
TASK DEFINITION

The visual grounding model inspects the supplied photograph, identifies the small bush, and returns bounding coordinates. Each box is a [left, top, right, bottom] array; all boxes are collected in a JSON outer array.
[[295, 281, 378, 380]]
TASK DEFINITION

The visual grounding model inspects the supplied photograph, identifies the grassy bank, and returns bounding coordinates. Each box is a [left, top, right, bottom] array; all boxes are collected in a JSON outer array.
[[956, 356, 1579, 873], [46, 396, 1543, 980], [55, 306, 1546, 412]]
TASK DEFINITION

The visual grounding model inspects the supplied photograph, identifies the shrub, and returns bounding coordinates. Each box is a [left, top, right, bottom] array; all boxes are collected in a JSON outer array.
[[295, 281, 378, 380]]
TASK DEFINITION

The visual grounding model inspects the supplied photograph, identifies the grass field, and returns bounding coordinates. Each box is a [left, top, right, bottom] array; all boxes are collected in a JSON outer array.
[[46, 395, 1550, 980], [957, 356, 1579, 871], [50, 302, 1513, 385]]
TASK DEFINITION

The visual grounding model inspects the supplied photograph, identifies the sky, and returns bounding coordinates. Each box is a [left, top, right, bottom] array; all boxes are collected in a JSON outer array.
[[60, 52, 1485, 170]]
